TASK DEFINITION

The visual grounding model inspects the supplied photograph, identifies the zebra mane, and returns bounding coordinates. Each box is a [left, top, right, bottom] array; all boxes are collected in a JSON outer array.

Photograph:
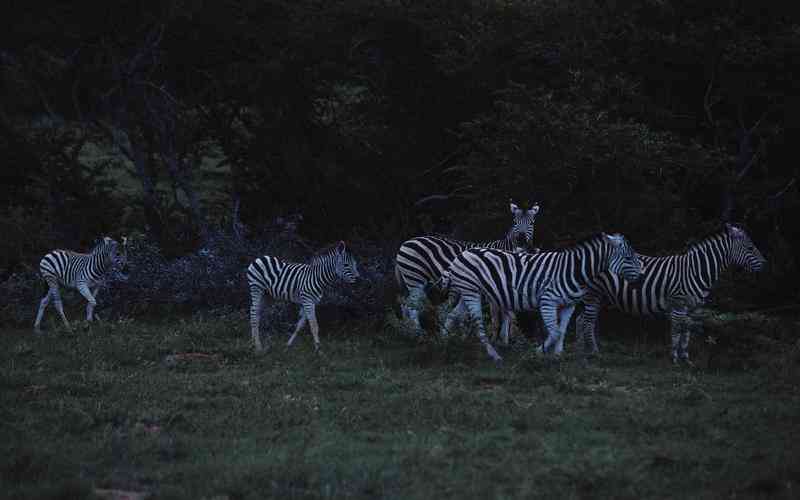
[[551, 233, 610, 253], [309, 243, 346, 264], [430, 233, 503, 246], [683, 226, 738, 254], [90, 237, 115, 254]]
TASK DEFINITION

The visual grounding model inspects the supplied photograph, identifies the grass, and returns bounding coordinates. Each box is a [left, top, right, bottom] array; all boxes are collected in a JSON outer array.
[[1, 309, 799, 499]]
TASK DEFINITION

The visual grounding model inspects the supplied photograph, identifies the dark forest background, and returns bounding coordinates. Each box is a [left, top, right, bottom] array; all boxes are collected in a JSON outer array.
[[1, 0, 799, 323]]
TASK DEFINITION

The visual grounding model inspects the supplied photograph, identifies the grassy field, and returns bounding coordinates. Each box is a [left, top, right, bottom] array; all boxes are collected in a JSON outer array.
[[1, 310, 799, 499]]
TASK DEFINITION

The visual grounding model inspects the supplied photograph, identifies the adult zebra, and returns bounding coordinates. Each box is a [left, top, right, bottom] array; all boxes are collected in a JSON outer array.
[[432, 233, 642, 363], [395, 201, 540, 334], [575, 223, 766, 364], [34, 236, 129, 332], [247, 241, 360, 353]]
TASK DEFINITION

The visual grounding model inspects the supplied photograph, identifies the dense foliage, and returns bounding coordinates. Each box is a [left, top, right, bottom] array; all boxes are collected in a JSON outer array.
[[1, 0, 798, 321]]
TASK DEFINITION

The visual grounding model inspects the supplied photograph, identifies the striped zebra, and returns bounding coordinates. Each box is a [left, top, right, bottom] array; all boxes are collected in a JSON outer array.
[[34, 236, 129, 332], [575, 223, 766, 364], [247, 241, 360, 353], [395, 201, 540, 335], [432, 234, 642, 363]]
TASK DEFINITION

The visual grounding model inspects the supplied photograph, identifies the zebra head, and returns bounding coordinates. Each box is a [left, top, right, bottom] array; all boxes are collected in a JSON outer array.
[[94, 237, 130, 279], [509, 200, 540, 250], [334, 241, 360, 283], [724, 223, 766, 272], [604, 233, 643, 283]]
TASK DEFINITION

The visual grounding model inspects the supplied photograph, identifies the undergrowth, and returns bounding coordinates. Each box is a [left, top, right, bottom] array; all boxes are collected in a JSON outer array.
[[1, 310, 798, 499]]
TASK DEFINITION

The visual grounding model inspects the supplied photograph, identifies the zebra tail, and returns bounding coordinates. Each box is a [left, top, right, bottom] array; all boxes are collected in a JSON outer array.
[[394, 263, 407, 294]]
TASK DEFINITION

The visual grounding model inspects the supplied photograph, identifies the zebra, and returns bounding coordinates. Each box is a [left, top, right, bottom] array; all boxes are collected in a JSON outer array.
[[575, 223, 766, 364], [34, 236, 129, 332], [431, 233, 642, 363], [247, 241, 360, 353], [395, 201, 540, 336]]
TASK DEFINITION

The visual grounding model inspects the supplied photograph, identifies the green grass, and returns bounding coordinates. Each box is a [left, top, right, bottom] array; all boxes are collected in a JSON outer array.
[[1, 310, 799, 499]]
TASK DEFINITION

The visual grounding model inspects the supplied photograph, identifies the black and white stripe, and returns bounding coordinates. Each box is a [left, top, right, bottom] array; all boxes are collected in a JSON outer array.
[[247, 241, 360, 352], [395, 202, 540, 334], [34, 236, 129, 332], [575, 223, 766, 364], [435, 234, 642, 363]]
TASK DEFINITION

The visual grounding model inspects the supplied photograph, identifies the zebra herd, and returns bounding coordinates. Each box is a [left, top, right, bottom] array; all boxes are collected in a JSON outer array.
[[33, 200, 766, 365]]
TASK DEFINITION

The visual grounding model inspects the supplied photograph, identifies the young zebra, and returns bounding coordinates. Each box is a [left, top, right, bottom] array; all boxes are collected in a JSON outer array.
[[575, 223, 766, 364], [395, 201, 540, 334], [34, 236, 129, 332], [433, 234, 642, 363], [247, 241, 360, 353]]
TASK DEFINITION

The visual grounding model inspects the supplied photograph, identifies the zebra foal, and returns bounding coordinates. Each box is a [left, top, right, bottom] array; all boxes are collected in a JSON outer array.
[[395, 201, 539, 335], [34, 236, 129, 332], [575, 223, 766, 364], [433, 234, 642, 363], [247, 241, 360, 352]]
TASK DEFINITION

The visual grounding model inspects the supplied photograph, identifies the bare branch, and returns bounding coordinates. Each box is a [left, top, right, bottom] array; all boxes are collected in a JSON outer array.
[[768, 177, 797, 202], [414, 187, 472, 207], [703, 70, 717, 129], [94, 118, 134, 161], [734, 140, 764, 182], [232, 196, 247, 242], [136, 80, 182, 108]]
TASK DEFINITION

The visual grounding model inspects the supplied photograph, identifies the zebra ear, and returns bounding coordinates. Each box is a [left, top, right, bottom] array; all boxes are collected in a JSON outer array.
[[604, 233, 622, 246], [528, 203, 540, 216], [336, 241, 346, 254], [725, 223, 744, 238], [510, 200, 522, 216]]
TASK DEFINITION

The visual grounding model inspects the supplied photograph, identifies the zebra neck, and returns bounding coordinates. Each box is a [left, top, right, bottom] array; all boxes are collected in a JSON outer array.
[[309, 259, 338, 287], [477, 233, 518, 251], [457, 237, 505, 250], [576, 240, 609, 284], [94, 251, 112, 273], [485, 237, 515, 250], [688, 235, 729, 291]]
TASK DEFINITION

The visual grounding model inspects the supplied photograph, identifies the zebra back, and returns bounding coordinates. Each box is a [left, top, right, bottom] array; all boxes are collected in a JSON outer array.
[[39, 237, 124, 288], [443, 233, 641, 311], [248, 241, 359, 302], [395, 201, 540, 290], [587, 224, 766, 315]]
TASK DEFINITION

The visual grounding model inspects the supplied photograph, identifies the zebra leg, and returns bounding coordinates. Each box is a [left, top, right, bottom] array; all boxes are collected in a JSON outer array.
[[463, 295, 502, 364], [287, 308, 307, 347], [91, 287, 102, 321], [679, 314, 694, 366], [34, 289, 52, 332], [77, 284, 97, 322], [49, 285, 72, 331], [489, 302, 500, 342], [499, 310, 514, 347], [538, 295, 563, 356], [669, 308, 690, 364], [441, 298, 466, 338], [577, 299, 602, 358], [553, 304, 577, 356], [680, 328, 693, 366], [405, 286, 426, 334], [249, 289, 266, 352], [304, 303, 322, 353]]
